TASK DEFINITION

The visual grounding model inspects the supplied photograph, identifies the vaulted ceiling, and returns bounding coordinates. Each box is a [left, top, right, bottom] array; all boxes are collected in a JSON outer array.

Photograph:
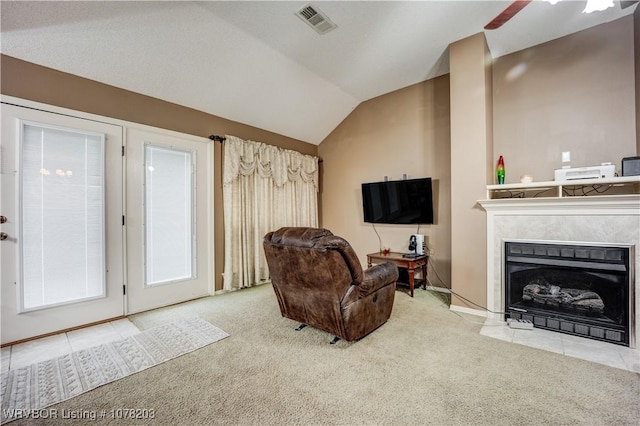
[[1, 1, 636, 144]]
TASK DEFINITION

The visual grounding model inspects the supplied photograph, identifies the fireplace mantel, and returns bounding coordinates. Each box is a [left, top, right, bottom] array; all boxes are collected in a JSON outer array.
[[479, 194, 640, 213], [478, 194, 640, 349]]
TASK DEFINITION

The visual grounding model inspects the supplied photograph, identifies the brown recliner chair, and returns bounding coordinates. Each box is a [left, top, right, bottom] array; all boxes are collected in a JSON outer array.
[[263, 227, 398, 343]]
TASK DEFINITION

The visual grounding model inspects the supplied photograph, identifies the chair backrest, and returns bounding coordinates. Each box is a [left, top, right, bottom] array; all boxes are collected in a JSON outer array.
[[263, 227, 364, 334]]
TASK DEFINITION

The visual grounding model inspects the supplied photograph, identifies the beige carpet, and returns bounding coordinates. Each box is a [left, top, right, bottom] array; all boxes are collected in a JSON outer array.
[[1, 318, 228, 424], [9, 284, 639, 425]]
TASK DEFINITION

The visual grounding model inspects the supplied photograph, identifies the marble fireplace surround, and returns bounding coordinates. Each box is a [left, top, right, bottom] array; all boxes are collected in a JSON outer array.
[[479, 195, 640, 353]]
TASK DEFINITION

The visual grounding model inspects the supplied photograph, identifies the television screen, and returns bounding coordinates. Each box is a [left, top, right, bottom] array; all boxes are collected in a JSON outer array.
[[362, 178, 433, 224]]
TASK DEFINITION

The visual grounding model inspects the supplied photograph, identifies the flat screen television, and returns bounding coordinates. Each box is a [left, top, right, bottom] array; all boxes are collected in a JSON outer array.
[[362, 178, 434, 224]]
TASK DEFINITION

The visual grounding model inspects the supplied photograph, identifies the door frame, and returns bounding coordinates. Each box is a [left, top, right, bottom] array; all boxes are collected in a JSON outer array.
[[1, 95, 214, 336], [125, 127, 214, 314], [1, 102, 125, 344]]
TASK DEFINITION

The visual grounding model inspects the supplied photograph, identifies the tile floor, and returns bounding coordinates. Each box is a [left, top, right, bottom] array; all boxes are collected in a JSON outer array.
[[480, 318, 640, 373], [1, 319, 140, 373], [2, 317, 637, 374]]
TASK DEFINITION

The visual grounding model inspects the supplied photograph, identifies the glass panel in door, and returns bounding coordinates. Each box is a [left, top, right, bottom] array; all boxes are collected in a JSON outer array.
[[21, 123, 106, 310], [144, 145, 195, 286]]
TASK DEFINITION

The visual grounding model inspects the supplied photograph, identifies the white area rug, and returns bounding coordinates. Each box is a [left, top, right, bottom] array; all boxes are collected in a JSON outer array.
[[0, 318, 228, 424]]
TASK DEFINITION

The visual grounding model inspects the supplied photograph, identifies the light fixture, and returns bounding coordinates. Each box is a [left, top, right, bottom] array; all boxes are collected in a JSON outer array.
[[583, 0, 614, 13], [543, 0, 562, 5]]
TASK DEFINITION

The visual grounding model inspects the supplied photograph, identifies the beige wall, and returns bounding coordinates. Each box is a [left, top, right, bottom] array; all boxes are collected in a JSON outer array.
[[0, 55, 317, 292], [493, 16, 637, 182], [635, 8, 640, 154], [449, 33, 493, 310], [2, 14, 636, 307], [320, 17, 637, 312], [318, 77, 452, 287]]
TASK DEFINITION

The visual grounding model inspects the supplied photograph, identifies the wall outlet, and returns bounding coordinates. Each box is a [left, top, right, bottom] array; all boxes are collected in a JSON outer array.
[[562, 151, 571, 163]]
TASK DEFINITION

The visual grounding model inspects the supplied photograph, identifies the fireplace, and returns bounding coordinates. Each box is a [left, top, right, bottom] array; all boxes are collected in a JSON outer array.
[[504, 241, 633, 346]]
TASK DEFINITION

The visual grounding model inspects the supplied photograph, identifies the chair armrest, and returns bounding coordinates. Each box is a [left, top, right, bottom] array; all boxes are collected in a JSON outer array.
[[359, 262, 398, 297]]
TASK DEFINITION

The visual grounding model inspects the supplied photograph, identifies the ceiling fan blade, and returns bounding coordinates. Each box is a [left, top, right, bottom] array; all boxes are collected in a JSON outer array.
[[620, 0, 639, 9], [484, 0, 532, 30]]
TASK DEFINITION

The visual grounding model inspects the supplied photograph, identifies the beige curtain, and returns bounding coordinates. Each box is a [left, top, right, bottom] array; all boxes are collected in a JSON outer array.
[[222, 135, 319, 290]]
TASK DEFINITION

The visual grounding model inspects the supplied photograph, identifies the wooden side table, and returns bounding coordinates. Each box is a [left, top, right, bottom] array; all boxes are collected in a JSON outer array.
[[367, 252, 428, 297]]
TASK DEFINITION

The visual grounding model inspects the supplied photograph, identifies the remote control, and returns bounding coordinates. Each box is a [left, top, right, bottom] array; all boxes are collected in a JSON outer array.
[[508, 319, 534, 330]]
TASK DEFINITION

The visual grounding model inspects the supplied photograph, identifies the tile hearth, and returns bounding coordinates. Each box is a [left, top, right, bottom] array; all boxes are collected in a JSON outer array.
[[479, 194, 640, 372], [480, 319, 639, 372]]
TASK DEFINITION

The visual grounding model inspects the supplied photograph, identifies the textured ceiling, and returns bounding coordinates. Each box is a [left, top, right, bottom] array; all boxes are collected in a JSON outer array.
[[1, 1, 636, 144]]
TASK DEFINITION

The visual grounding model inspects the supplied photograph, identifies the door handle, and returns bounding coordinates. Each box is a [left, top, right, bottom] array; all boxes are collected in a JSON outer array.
[[0, 232, 7, 241]]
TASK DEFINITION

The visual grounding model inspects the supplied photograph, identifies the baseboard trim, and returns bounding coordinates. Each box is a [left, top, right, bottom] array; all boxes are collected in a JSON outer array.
[[449, 304, 487, 318], [425, 285, 451, 293], [214, 280, 272, 295]]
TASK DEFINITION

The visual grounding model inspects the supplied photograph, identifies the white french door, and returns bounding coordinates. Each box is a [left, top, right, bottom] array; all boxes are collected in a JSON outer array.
[[1, 100, 213, 344], [125, 128, 212, 313], [1, 104, 124, 344]]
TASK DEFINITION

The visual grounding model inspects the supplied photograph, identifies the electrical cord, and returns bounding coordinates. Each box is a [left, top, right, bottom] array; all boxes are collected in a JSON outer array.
[[562, 184, 614, 197], [583, 184, 612, 195], [424, 275, 505, 326], [497, 191, 524, 199], [372, 223, 382, 251], [426, 255, 509, 316], [368, 225, 509, 323], [532, 188, 554, 198]]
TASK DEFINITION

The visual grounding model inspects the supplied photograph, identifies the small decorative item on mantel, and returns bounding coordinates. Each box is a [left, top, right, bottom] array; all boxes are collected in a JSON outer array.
[[496, 155, 505, 184], [382, 247, 391, 255]]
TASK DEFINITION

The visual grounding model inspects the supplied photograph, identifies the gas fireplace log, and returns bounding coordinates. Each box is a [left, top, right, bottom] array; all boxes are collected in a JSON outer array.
[[522, 283, 605, 313]]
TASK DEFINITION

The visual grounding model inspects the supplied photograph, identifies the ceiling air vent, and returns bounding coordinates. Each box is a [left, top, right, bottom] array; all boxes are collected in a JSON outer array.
[[295, 4, 337, 35]]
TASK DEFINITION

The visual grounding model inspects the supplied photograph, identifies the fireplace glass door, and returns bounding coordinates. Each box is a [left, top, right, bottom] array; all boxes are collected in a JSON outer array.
[[504, 241, 631, 346]]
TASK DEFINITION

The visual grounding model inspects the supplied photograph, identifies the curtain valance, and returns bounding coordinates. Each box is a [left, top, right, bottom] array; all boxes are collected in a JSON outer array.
[[222, 135, 318, 190], [222, 135, 319, 291]]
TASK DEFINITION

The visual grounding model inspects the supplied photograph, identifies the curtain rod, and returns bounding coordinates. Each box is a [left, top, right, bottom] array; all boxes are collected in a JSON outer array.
[[209, 133, 322, 163]]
